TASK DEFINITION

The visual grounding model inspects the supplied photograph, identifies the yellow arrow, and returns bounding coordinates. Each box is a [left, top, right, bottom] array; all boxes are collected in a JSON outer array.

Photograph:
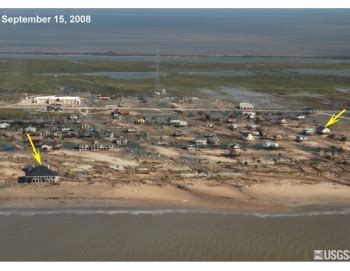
[[26, 133, 42, 165], [325, 109, 346, 127]]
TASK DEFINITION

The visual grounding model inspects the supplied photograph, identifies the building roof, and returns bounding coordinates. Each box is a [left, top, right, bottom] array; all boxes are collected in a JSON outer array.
[[297, 134, 308, 138], [239, 102, 254, 108], [34, 96, 81, 100], [25, 165, 58, 177], [317, 126, 330, 132]]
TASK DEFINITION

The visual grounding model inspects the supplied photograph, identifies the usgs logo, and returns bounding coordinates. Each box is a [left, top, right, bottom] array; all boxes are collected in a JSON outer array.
[[314, 250, 350, 261]]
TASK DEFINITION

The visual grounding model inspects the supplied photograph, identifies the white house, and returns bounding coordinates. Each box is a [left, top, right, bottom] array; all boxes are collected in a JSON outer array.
[[32, 96, 81, 107], [176, 121, 188, 127], [228, 123, 239, 130], [278, 118, 288, 124], [257, 142, 279, 149], [239, 102, 254, 110], [25, 126, 37, 133], [247, 124, 259, 130], [316, 126, 331, 134], [242, 111, 256, 119], [296, 135, 308, 142], [115, 136, 128, 146], [194, 137, 207, 146], [0, 122, 10, 129], [41, 144, 53, 151], [69, 114, 79, 120], [169, 119, 181, 125], [241, 132, 255, 141], [135, 118, 145, 124]]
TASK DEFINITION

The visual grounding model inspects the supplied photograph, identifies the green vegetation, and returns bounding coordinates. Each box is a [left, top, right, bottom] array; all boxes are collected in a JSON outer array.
[[0, 59, 153, 74], [0, 58, 350, 97], [0, 109, 31, 120], [0, 59, 155, 94], [0, 108, 70, 120]]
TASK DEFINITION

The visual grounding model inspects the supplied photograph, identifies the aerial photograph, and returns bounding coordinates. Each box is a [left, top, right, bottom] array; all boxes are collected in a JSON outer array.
[[0, 8, 349, 263]]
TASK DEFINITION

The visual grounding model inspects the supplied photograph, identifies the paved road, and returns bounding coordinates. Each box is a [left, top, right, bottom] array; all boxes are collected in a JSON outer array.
[[2, 104, 349, 125], [319, 112, 350, 120], [0, 104, 347, 114]]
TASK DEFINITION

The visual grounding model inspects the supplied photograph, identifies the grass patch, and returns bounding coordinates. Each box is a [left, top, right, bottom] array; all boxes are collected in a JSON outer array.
[[0, 59, 350, 98]]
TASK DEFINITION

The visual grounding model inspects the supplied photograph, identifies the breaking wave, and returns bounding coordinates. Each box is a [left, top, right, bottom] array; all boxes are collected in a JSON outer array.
[[0, 208, 221, 216], [0, 207, 350, 217], [251, 208, 350, 218]]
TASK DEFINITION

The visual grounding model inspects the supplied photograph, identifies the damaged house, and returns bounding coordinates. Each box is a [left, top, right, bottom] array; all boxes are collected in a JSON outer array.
[[228, 144, 241, 157], [240, 131, 255, 141], [205, 134, 220, 146], [124, 128, 137, 134], [228, 123, 239, 130], [46, 104, 63, 112], [296, 135, 308, 142], [25, 126, 37, 133], [303, 128, 316, 136], [0, 122, 10, 129], [169, 119, 188, 127], [256, 142, 279, 150], [114, 136, 128, 146], [194, 137, 207, 147], [78, 141, 114, 151], [21, 165, 59, 184]]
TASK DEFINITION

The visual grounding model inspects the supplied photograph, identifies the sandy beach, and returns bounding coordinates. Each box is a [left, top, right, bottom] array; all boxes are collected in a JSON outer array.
[[1, 180, 349, 213]]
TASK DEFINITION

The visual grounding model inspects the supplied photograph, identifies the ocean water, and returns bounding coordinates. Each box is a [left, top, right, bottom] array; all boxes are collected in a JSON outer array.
[[1, 9, 350, 56], [0, 207, 349, 261]]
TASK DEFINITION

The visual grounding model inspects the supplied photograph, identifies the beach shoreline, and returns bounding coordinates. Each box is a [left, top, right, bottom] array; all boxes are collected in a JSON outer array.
[[0, 181, 349, 214]]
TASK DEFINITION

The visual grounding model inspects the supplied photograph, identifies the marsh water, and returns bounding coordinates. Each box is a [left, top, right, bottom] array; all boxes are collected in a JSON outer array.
[[0, 206, 349, 261]]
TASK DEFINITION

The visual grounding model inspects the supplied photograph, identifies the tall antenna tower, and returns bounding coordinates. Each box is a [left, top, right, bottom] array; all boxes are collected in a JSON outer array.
[[155, 48, 160, 92]]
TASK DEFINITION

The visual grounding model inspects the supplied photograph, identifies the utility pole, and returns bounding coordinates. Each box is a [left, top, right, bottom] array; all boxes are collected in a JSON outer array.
[[155, 48, 160, 93]]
